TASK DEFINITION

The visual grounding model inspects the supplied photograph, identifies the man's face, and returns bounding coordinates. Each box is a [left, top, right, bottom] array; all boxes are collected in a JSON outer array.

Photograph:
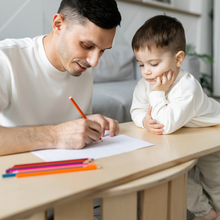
[[134, 46, 178, 85], [56, 20, 116, 76]]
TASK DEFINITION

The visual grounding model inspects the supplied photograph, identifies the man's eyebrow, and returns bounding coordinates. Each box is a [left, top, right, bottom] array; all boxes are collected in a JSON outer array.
[[87, 40, 112, 50]]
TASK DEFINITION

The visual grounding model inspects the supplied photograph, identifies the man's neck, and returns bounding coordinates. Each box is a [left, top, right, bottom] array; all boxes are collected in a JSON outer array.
[[43, 32, 65, 72]]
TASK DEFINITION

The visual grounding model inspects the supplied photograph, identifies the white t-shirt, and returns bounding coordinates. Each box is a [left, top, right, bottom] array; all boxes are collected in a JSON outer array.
[[130, 69, 220, 134], [0, 36, 93, 127]]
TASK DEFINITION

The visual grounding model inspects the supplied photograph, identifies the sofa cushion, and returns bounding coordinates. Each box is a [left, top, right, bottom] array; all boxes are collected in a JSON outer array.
[[93, 45, 135, 83], [92, 80, 137, 123]]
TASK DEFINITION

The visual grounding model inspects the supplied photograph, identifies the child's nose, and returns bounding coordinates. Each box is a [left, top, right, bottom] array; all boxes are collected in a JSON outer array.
[[145, 68, 151, 75]]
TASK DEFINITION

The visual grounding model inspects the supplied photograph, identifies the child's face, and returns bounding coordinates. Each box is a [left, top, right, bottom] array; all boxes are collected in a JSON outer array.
[[134, 46, 178, 85]]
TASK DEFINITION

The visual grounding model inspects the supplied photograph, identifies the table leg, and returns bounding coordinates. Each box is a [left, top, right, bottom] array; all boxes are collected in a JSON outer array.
[[102, 192, 137, 220], [14, 211, 47, 220], [140, 172, 187, 220], [168, 173, 187, 220], [54, 199, 93, 220], [140, 182, 168, 220]]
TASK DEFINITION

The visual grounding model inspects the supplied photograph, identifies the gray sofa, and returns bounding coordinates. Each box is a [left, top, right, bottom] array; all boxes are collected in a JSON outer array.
[[92, 45, 200, 123]]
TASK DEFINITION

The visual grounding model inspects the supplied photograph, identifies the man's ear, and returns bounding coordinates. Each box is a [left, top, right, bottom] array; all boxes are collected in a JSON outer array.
[[52, 14, 65, 35], [175, 51, 185, 67]]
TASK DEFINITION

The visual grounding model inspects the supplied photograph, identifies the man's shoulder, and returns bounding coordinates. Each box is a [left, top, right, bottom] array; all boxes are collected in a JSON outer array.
[[0, 36, 44, 65], [0, 36, 43, 52], [0, 37, 32, 49]]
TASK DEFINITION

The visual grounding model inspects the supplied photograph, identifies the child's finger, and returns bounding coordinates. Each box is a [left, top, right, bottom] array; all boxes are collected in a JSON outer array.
[[162, 73, 167, 85], [156, 76, 161, 85], [167, 70, 172, 81], [149, 119, 157, 124], [152, 128, 164, 135], [147, 127, 164, 135], [171, 71, 175, 83], [150, 123, 164, 129], [147, 106, 153, 116]]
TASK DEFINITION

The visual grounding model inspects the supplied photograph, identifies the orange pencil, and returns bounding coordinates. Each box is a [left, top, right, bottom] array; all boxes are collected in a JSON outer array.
[[69, 97, 103, 142], [69, 97, 87, 119], [16, 163, 102, 178]]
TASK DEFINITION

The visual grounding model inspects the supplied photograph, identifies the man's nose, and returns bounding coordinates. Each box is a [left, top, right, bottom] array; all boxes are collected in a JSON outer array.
[[87, 51, 101, 67]]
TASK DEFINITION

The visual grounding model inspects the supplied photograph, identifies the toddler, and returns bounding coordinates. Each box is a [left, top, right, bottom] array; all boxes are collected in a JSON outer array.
[[130, 15, 220, 220]]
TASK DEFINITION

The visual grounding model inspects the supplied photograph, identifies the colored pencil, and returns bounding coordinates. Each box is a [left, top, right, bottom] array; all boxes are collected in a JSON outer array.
[[69, 97, 103, 142], [69, 97, 87, 119], [12, 158, 93, 168], [7, 163, 90, 174], [10, 161, 87, 171], [2, 173, 16, 178], [2, 163, 102, 178]]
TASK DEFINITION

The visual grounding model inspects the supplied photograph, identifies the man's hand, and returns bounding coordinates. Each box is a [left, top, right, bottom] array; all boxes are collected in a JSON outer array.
[[151, 69, 175, 92], [54, 115, 119, 150], [87, 114, 119, 137], [143, 107, 164, 135], [54, 118, 103, 150]]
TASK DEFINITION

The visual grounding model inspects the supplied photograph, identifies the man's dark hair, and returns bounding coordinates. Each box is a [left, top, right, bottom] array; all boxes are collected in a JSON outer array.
[[57, 0, 121, 29], [132, 15, 186, 54]]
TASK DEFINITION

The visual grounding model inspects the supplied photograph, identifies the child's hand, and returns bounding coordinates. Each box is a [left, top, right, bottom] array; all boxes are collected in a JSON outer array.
[[151, 69, 175, 92], [143, 106, 164, 135]]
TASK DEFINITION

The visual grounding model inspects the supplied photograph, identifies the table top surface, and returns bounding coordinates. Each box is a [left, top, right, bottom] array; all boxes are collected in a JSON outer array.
[[1, 122, 220, 219]]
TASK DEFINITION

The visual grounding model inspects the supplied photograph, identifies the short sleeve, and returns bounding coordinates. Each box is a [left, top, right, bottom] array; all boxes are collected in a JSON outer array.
[[0, 51, 11, 112]]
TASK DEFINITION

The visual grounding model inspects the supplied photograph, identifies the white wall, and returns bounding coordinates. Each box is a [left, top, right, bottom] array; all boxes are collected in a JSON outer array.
[[0, 0, 61, 40], [0, 0, 213, 88], [196, 0, 213, 90]]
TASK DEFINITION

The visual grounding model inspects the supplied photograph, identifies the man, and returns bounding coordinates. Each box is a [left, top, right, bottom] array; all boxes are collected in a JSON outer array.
[[0, 0, 121, 156]]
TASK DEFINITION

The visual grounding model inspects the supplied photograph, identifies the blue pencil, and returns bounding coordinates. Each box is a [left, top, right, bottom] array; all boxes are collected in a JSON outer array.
[[2, 173, 16, 178]]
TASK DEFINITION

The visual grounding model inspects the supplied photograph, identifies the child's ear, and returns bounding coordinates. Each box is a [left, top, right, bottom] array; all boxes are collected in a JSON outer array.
[[175, 51, 185, 67]]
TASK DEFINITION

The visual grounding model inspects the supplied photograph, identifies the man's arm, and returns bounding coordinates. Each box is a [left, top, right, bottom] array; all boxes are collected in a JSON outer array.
[[0, 125, 56, 155], [0, 116, 119, 156]]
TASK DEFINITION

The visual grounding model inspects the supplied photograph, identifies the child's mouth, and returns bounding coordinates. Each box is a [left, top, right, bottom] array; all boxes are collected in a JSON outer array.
[[147, 78, 155, 82]]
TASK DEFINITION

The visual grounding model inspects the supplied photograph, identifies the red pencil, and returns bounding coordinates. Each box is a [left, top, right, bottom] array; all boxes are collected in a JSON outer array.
[[12, 158, 93, 168], [69, 97, 103, 142]]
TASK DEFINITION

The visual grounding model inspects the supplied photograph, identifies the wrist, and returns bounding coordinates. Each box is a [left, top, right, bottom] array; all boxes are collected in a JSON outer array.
[[52, 124, 63, 148], [30, 125, 57, 150]]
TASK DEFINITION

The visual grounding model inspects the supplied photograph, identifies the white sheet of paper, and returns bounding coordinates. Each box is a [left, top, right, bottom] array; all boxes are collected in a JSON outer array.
[[32, 134, 154, 162]]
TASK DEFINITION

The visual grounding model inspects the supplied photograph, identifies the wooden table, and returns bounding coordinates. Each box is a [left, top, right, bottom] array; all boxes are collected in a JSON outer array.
[[0, 122, 220, 220]]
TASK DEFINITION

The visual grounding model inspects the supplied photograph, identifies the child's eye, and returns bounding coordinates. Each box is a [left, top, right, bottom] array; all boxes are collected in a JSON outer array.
[[151, 63, 158, 67], [139, 64, 144, 67]]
